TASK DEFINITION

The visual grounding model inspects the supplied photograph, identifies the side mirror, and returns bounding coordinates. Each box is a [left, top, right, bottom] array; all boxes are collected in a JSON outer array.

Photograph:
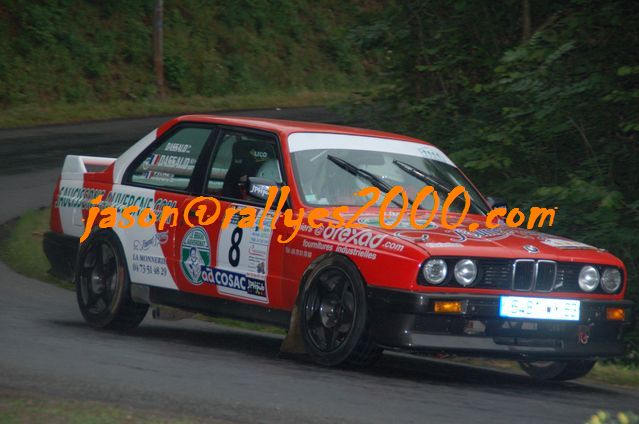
[[486, 196, 508, 210], [247, 177, 280, 203]]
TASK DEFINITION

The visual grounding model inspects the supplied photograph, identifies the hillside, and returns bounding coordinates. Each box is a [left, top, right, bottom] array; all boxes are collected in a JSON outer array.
[[0, 0, 378, 107]]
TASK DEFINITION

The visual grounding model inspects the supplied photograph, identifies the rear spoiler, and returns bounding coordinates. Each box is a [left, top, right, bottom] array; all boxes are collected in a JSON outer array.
[[61, 155, 116, 180]]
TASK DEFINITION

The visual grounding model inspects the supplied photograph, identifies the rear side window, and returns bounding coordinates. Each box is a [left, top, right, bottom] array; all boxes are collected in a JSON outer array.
[[130, 127, 212, 190]]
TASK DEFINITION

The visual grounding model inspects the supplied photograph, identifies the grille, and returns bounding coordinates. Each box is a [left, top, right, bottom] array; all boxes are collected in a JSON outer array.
[[513, 260, 535, 290], [512, 260, 557, 292], [554, 263, 584, 293], [535, 261, 557, 292], [480, 259, 511, 289]]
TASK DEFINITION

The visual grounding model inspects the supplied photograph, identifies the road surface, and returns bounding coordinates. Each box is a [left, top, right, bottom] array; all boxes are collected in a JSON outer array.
[[0, 107, 637, 423]]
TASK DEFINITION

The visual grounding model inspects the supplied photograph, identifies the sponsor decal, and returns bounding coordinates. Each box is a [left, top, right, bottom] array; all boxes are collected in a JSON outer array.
[[382, 240, 405, 252], [249, 183, 270, 199], [449, 227, 516, 242], [200, 267, 266, 298], [143, 153, 196, 172], [133, 232, 169, 251], [250, 149, 269, 162], [163, 142, 191, 153], [302, 239, 334, 252], [540, 237, 597, 250], [180, 227, 211, 285], [335, 245, 377, 260], [285, 246, 312, 258], [321, 226, 386, 249], [357, 215, 438, 230], [55, 186, 107, 209], [81, 191, 177, 214], [131, 252, 168, 277], [424, 242, 465, 248], [418, 146, 451, 163], [213, 208, 271, 302]]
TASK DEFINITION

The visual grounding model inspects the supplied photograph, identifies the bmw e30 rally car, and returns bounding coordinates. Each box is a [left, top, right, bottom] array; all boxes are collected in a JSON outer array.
[[44, 115, 634, 380]]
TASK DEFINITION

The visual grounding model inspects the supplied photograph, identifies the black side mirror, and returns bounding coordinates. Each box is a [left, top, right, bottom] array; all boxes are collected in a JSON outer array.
[[247, 177, 280, 203], [486, 196, 508, 210]]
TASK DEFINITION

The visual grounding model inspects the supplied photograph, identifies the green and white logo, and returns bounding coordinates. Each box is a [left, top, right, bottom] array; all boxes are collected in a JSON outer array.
[[180, 227, 210, 285]]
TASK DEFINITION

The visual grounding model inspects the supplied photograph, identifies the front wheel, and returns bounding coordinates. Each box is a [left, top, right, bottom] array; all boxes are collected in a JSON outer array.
[[518, 360, 596, 381], [75, 231, 148, 330], [300, 255, 381, 367]]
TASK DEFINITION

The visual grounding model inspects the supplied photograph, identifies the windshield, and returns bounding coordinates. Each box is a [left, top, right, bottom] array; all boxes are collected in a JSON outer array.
[[288, 133, 487, 214]]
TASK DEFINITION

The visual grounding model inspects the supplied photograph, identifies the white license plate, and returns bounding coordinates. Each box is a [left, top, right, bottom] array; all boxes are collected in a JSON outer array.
[[499, 296, 580, 321]]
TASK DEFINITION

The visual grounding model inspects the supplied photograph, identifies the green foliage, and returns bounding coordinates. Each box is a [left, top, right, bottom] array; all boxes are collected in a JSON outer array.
[[353, 0, 639, 364], [0, 0, 379, 106], [586, 411, 639, 424]]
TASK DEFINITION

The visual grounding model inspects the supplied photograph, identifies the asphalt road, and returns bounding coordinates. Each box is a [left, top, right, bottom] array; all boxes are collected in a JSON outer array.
[[0, 107, 637, 423]]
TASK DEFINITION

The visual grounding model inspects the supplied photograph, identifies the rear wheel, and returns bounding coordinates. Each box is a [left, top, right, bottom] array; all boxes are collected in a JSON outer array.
[[300, 255, 382, 366], [518, 360, 596, 381], [76, 231, 148, 330]]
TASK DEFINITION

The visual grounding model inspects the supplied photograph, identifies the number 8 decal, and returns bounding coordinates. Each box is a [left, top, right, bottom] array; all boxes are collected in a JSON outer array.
[[228, 227, 243, 267]]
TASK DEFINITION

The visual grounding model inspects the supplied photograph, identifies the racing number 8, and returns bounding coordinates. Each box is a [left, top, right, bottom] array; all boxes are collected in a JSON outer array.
[[228, 227, 243, 267]]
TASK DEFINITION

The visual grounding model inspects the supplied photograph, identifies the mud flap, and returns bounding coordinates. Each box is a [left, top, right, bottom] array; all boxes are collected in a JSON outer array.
[[279, 302, 307, 354]]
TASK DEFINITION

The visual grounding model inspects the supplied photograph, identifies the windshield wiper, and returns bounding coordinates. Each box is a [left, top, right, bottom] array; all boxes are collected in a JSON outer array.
[[327, 155, 404, 208], [393, 160, 453, 194], [392, 159, 488, 214]]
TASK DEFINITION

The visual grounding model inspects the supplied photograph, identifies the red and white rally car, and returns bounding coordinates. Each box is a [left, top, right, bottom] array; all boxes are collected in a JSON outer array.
[[45, 116, 634, 380]]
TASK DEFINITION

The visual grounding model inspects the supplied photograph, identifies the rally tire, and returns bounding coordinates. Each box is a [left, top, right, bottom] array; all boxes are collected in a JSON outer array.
[[518, 360, 596, 381], [75, 230, 148, 330], [345, 327, 383, 367], [300, 255, 377, 366]]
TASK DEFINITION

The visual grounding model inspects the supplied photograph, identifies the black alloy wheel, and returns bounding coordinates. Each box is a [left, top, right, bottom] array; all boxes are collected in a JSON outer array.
[[76, 231, 148, 330], [300, 255, 381, 366]]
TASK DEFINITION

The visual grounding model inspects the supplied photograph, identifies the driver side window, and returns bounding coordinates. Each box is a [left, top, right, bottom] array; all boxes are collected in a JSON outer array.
[[206, 130, 282, 201]]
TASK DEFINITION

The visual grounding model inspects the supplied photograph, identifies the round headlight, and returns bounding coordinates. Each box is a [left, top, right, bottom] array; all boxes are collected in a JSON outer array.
[[578, 266, 600, 292], [601, 268, 622, 293], [454, 259, 477, 287], [423, 259, 448, 285]]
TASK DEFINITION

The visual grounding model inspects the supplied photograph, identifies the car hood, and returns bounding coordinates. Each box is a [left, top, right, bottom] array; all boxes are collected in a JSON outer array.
[[354, 213, 622, 265]]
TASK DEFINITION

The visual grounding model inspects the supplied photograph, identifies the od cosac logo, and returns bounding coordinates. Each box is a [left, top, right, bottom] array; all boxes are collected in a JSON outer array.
[[180, 227, 210, 285]]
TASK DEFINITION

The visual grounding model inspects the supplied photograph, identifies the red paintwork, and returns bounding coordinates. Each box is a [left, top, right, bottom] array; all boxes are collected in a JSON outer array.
[[49, 116, 630, 313], [49, 176, 63, 233]]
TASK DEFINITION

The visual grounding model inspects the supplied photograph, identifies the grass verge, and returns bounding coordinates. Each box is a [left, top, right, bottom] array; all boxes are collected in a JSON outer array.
[[0, 208, 72, 290], [0, 391, 219, 424], [1, 208, 637, 388], [0, 90, 348, 129]]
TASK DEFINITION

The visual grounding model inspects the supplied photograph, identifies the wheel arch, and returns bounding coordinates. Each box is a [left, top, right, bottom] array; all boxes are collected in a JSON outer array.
[[280, 252, 367, 355], [295, 252, 367, 309]]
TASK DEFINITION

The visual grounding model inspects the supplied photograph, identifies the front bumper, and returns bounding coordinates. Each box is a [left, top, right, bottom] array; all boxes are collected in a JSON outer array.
[[368, 287, 635, 360]]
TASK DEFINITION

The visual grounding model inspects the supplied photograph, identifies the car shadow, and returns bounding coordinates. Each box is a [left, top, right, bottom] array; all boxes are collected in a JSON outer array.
[[51, 317, 625, 398]]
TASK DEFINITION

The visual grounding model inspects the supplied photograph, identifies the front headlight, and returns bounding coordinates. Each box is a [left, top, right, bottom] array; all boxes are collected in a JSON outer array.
[[578, 266, 600, 292], [454, 259, 477, 287], [601, 268, 622, 293], [423, 259, 447, 285]]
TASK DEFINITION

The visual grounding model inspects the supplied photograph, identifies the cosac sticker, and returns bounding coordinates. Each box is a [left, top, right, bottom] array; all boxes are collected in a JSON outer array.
[[180, 227, 211, 285]]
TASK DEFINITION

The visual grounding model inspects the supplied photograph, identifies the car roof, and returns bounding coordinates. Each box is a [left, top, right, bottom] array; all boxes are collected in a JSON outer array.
[[165, 114, 432, 146]]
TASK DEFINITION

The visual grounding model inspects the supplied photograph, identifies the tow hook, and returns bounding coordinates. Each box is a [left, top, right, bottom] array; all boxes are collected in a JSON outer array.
[[578, 325, 591, 345]]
